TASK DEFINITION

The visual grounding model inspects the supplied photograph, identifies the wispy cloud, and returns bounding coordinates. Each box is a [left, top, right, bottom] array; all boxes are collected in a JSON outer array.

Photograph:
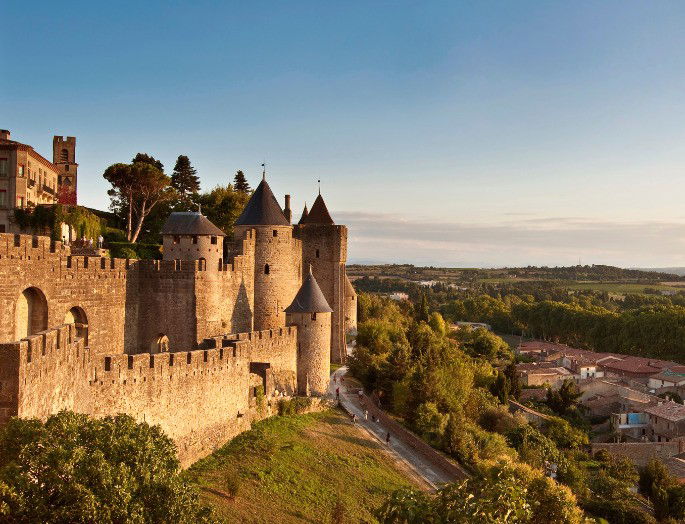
[[335, 211, 685, 267]]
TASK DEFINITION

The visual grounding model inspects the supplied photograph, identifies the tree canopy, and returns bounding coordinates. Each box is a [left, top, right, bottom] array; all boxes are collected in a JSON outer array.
[[171, 155, 200, 199], [233, 170, 251, 193], [103, 159, 174, 243], [0, 411, 213, 523]]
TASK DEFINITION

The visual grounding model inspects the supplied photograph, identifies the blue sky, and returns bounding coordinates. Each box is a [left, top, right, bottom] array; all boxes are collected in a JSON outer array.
[[3, 1, 685, 267]]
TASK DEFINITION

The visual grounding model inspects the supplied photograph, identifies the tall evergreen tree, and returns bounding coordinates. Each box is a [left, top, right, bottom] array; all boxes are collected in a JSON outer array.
[[171, 155, 200, 198], [233, 170, 251, 193]]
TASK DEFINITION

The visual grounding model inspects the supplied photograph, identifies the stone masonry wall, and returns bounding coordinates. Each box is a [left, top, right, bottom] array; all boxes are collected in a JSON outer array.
[[234, 226, 301, 332], [0, 322, 299, 467], [0, 234, 132, 355], [288, 311, 331, 396], [296, 224, 348, 363]]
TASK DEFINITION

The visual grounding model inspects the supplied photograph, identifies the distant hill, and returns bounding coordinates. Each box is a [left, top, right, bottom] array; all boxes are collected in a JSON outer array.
[[634, 267, 685, 277], [347, 263, 685, 283]]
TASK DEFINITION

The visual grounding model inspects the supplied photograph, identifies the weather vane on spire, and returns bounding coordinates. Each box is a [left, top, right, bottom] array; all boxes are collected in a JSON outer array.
[[318, 179, 321, 195], [262, 162, 266, 180]]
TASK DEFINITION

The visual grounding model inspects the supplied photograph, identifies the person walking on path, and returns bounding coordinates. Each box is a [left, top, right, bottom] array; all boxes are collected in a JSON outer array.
[[386, 432, 391, 446], [364, 409, 368, 421]]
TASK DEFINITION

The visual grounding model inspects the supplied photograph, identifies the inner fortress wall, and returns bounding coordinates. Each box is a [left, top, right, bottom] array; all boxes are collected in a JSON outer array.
[[193, 232, 256, 342], [0, 234, 132, 356], [0, 322, 299, 467]]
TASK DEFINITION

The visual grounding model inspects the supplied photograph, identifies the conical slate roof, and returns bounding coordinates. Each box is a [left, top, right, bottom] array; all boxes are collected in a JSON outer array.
[[285, 268, 333, 313], [300, 194, 334, 225], [161, 212, 225, 236], [298, 203, 309, 224], [235, 177, 289, 226]]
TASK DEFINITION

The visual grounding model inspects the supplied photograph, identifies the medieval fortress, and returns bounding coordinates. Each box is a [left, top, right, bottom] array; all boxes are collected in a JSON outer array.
[[0, 131, 357, 465]]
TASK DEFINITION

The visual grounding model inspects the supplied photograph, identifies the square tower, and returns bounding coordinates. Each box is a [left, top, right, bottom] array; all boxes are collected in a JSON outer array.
[[53, 136, 78, 205]]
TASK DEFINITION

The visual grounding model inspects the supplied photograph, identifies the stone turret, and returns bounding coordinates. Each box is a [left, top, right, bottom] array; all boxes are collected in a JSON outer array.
[[161, 211, 225, 269], [295, 191, 348, 364], [286, 266, 332, 396], [234, 175, 301, 330]]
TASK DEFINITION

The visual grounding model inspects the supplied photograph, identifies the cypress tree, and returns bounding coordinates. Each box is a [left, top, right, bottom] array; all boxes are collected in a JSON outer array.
[[233, 170, 251, 193], [171, 155, 200, 198]]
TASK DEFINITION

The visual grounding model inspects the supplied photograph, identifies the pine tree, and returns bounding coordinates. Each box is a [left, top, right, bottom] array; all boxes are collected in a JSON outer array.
[[171, 155, 200, 198], [233, 170, 251, 193], [417, 293, 430, 323]]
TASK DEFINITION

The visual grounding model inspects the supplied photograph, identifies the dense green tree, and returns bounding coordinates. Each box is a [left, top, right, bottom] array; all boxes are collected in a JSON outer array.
[[132, 152, 164, 171], [194, 184, 250, 238], [377, 462, 584, 524], [546, 379, 583, 416], [233, 170, 251, 193], [0, 411, 213, 522], [417, 293, 429, 323], [103, 160, 174, 242], [504, 362, 522, 400], [171, 155, 200, 198]]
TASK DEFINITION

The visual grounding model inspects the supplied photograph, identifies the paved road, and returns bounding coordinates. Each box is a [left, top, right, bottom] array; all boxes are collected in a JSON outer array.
[[328, 366, 457, 489]]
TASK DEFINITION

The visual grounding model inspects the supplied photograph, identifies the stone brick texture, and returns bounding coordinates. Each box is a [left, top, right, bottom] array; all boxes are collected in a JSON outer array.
[[0, 223, 355, 465]]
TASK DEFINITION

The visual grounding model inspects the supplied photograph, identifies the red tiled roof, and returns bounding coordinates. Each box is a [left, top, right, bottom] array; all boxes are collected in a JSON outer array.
[[644, 402, 685, 422]]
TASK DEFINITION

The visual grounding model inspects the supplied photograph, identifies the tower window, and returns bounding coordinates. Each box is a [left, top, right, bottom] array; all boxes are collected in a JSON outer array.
[[65, 165, 69, 172], [173, 235, 180, 244], [211, 236, 217, 245], [192, 235, 198, 245], [264, 264, 270, 275], [316, 249, 320, 258], [311, 313, 317, 321], [60, 149, 68, 162], [273, 230, 278, 237]]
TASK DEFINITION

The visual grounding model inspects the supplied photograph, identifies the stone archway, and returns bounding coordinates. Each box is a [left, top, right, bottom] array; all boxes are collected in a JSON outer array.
[[150, 334, 170, 354], [64, 306, 88, 346], [15, 287, 48, 339]]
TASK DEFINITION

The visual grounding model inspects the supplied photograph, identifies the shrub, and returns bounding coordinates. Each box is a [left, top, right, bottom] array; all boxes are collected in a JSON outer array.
[[109, 241, 162, 260], [225, 472, 242, 499], [277, 396, 313, 416]]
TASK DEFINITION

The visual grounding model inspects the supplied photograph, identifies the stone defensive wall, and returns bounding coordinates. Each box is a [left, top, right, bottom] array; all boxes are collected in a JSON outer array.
[[0, 233, 256, 355], [0, 322, 298, 467]]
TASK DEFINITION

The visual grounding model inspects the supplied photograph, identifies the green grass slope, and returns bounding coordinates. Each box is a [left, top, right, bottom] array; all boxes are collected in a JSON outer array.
[[186, 409, 421, 523]]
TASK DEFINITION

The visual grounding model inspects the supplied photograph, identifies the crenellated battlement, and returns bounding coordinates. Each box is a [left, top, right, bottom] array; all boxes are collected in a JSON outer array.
[[0, 233, 69, 260]]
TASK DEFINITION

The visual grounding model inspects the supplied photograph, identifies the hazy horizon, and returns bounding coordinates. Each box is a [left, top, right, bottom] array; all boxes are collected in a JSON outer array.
[[4, 1, 685, 267]]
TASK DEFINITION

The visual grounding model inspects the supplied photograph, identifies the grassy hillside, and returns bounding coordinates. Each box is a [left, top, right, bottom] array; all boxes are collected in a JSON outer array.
[[186, 409, 421, 523]]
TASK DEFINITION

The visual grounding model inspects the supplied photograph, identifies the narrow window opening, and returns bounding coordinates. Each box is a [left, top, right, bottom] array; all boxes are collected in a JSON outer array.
[[192, 235, 198, 244], [104, 357, 111, 371], [311, 312, 317, 321], [211, 236, 217, 245], [273, 230, 278, 237], [173, 235, 180, 244], [128, 355, 134, 370], [264, 264, 270, 275]]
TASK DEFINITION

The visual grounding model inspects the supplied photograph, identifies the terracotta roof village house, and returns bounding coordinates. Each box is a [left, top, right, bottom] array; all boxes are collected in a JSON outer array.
[[644, 402, 685, 442], [649, 369, 685, 390]]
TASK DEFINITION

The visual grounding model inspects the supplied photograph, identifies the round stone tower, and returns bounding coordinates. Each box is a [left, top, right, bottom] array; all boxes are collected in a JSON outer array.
[[286, 266, 333, 396], [233, 175, 301, 331], [160, 211, 225, 269]]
